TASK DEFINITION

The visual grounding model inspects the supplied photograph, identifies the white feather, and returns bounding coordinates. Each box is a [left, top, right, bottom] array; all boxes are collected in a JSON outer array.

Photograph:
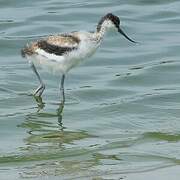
[[28, 31, 101, 75]]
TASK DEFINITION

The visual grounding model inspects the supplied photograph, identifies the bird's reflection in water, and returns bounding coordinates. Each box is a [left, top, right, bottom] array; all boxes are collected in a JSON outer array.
[[18, 96, 97, 179], [21, 99, 92, 149], [33, 95, 65, 130], [33, 96, 45, 112], [57, 103, 65, 128]]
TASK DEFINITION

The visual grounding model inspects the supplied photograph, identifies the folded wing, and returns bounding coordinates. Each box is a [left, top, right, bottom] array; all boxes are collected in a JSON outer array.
[[21, 33, 80, 57], [38, 34, 80, 56]]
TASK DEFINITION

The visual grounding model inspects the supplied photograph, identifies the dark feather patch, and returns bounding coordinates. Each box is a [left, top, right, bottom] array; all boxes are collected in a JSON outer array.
[[97, 13, 120, 32], [37, 40, 77, 56]]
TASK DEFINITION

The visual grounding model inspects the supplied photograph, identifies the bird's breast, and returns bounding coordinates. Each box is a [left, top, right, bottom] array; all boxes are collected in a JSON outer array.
[[79, 40, 99, 58]]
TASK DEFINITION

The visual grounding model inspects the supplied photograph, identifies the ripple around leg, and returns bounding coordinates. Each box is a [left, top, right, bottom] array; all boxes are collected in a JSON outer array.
[[49, 92, 80, 106]]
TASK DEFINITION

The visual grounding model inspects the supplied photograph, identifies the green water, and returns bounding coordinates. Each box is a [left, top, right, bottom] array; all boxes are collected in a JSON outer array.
[[1, 0, 180, 179]]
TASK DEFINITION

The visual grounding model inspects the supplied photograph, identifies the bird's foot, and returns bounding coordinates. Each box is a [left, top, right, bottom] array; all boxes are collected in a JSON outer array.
[[33, 95, 45, 112], [33, 84, 45, 96]]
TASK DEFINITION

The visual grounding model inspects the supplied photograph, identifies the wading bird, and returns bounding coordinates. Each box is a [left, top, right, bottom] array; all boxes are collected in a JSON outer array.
[[21, 13, 136, 112]]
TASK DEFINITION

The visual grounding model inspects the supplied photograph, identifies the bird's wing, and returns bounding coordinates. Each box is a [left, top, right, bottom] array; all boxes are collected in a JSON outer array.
[[37, 34, 80, 56]]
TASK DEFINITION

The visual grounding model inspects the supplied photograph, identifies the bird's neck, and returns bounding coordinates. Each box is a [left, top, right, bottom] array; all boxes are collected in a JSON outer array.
[[92, 25, 107, 43]]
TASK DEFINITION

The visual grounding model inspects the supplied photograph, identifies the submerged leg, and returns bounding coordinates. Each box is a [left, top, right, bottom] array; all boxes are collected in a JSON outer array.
[[30, 62, 45, 96], [57, 74, 65, 114], [60, 74, 65, 104]]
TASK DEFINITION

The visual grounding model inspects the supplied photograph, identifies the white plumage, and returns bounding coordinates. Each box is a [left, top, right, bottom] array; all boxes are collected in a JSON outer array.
[[21, 13, 136, 112], [26, 31, 101, 74]]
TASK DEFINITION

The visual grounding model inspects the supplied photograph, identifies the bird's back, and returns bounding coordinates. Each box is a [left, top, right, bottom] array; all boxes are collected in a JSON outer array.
[[21, 31, 100, 74]]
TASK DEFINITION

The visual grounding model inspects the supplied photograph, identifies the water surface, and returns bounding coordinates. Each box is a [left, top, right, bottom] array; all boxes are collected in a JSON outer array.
[[0, 0, 180, 179]]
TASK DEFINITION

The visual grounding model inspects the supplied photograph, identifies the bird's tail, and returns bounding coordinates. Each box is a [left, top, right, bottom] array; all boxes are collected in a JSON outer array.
[[21, 47, 27, 58], [21, 44, 34, 58]]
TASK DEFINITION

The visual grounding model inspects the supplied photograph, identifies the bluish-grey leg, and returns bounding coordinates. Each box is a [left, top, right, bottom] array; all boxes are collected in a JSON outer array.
[[60, 74, 65, 104], [57, 74, 65, 114], [30, 62, 45, 96]]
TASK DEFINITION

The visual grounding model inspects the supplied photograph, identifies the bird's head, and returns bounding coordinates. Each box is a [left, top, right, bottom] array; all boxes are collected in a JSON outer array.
[[97, 13, 136, 43]]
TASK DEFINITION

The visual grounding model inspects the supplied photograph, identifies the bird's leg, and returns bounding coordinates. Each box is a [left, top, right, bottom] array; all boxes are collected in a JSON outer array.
[[33, 95, 45, 112], [58, 74, 65, 114], [60, 74, 65, 104], [30, 62, 45, 96]]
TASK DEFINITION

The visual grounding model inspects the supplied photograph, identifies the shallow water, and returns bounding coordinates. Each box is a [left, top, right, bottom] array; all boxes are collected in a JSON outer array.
[[0, 0, 180, 179]]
